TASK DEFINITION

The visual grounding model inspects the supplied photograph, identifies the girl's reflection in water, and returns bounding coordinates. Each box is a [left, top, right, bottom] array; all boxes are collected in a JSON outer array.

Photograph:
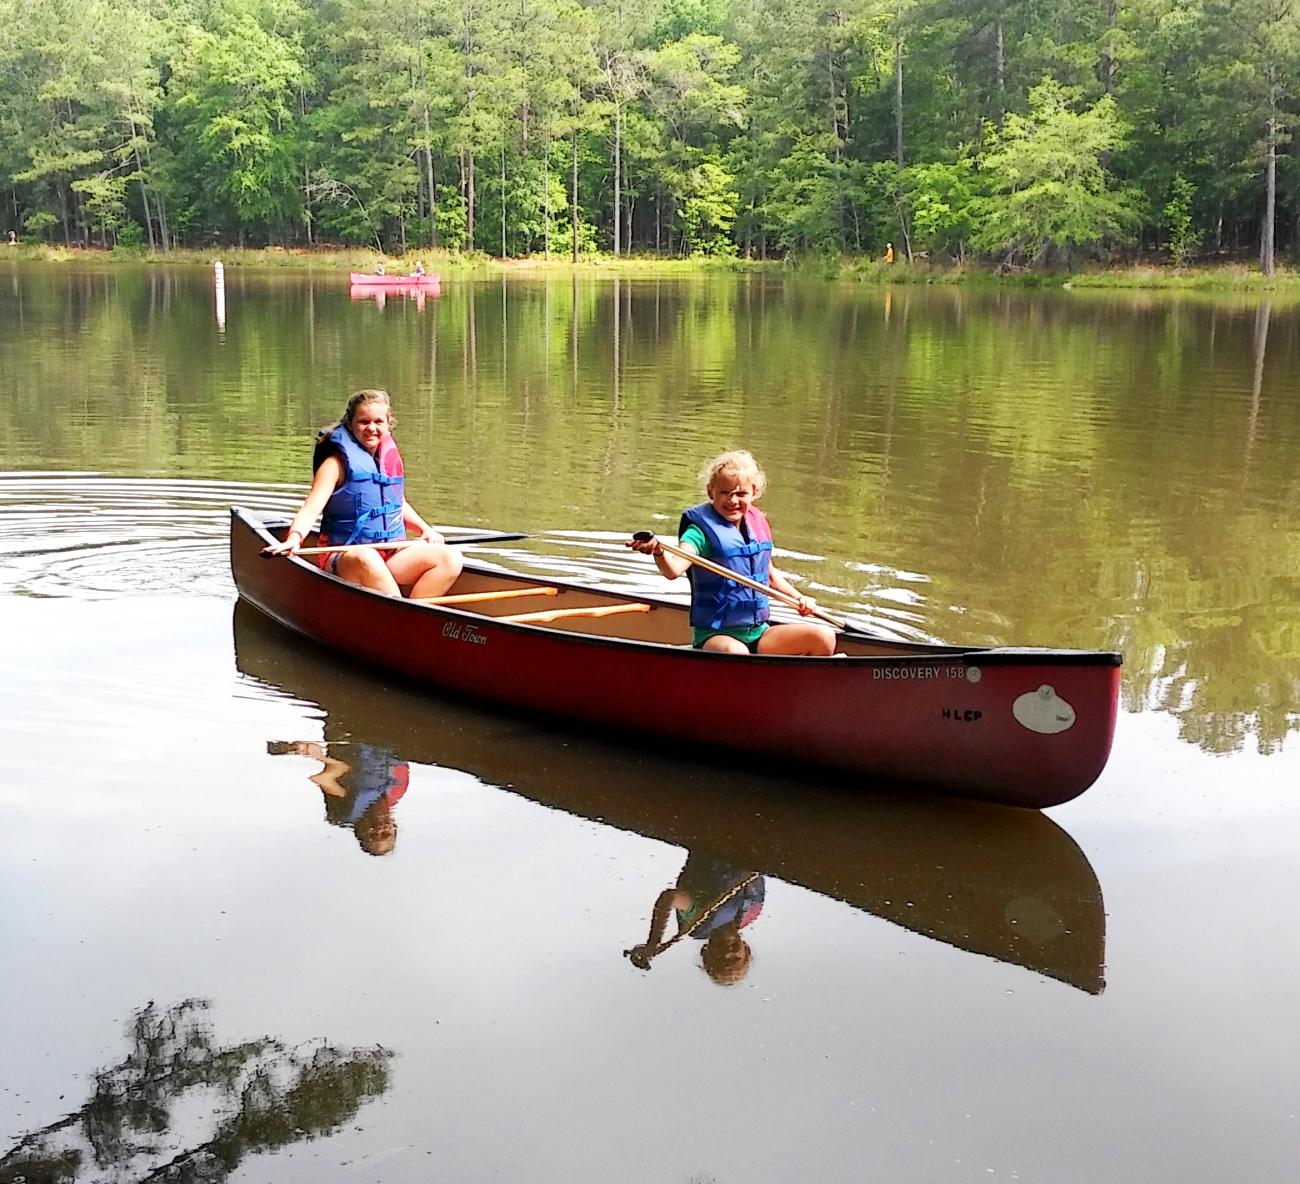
[[268, 740, 409, 856], [625, 853, 765, 985]]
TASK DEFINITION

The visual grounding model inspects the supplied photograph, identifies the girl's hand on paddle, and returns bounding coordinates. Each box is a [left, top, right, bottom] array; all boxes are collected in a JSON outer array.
[[627, 532, 664, 556], [420, 528, 445, 545], [262, 530, 303, 557], [796, 595, 817, 617], [624, 943, 659, 969]]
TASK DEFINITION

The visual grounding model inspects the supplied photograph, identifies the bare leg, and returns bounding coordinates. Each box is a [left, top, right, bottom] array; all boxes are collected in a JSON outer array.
[[336, 548, 402, 595], [756, 622, 836, 656], [701, 634, 750, 655], [388, 542, 464, 599]]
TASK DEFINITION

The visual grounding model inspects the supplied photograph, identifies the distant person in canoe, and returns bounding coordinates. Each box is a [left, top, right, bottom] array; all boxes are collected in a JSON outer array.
[[268, 739, 407, 856], [628, 449, 835, 656], [374, 261, 386, 275], [411, 260, 425, 277], [262, 388, 463, 598], [624, 853, 765, 985]]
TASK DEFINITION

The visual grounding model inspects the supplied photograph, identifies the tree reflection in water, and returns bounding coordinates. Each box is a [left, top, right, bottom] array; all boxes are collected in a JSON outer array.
[[0, 999, 391, 1183]]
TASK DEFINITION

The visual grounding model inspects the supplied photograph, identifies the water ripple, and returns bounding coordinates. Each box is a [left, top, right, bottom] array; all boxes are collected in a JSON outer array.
[[0, 472, 299, 599], [0, 472, 945, 641]]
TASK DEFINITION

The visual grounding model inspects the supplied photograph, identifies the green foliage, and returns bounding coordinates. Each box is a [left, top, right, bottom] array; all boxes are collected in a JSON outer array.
[[650, 0, 727, 43], [114, 219, 145, 248], [678, 153, 738, 253], [0, 0, 1294, 265], [902, 160, 978, 261], [72, 172, 130, 238], [764, 139, 846, 254], [1163, 173, 1199, 266], [972, 79, 1141, 265], [168, 0, 309, 238]]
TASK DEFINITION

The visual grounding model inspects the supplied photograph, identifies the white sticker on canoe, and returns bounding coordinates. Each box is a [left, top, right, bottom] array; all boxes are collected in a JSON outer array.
[[1013, 684, 1076, 735]]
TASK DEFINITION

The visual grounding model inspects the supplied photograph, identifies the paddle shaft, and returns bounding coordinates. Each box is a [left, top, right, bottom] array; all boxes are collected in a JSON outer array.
[[288, 532, 526, 557], [645, 535, 847, 631], [624, 872, 761, 969]]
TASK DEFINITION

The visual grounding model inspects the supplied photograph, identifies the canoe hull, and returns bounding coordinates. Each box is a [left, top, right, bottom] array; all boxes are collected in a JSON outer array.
[[348, 271, 440, 287], [234, 599, 1106, 993], [230, 508, 1121, 809]]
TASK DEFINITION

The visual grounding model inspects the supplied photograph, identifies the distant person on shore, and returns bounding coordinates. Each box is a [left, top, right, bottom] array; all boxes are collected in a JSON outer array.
[[268, 740, 408, 856], [261, 388, 462, 599], [6, 230, 15, 246], [627, 450, 835, 656], [885, 242, 894, 265], [625, 853, 766, 985]]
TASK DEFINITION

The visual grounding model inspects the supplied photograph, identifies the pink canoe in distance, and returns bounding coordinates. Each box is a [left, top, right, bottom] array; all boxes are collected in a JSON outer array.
[[349, 271, 441, 288]]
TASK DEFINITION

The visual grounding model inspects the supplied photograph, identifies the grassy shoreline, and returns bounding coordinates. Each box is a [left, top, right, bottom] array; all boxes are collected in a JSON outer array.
[[3, 242, 1296, 290]]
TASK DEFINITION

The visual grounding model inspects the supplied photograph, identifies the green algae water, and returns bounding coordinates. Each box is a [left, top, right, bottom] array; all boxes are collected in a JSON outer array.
[[1, 264, 1297, 1183]]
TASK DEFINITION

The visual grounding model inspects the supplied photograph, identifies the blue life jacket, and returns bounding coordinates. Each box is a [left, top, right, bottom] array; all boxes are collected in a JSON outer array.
[[324, 743, 411, 826], [314, 426, 406, 546], [679, 503, 773, 631], [675, 854, 766, 938]]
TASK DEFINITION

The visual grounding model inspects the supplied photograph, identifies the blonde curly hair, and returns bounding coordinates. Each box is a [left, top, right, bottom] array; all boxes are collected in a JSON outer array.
[[699, 449, 766, 499]]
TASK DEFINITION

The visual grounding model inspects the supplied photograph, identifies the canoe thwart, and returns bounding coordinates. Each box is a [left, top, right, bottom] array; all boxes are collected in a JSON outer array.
[[416, 586, 560, 606], [501, 603, 653, 625]]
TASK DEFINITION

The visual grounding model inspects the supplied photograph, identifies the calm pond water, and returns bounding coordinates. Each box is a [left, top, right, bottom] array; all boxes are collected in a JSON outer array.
[[1, 264, 1297, 1183]]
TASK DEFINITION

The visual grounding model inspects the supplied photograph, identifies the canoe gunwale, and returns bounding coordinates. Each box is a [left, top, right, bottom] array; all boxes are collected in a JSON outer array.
[[232, 507, 1121, 669]]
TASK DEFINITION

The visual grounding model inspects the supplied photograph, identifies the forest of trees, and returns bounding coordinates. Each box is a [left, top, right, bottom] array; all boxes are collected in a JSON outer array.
[[1, 0, 1298, 269]]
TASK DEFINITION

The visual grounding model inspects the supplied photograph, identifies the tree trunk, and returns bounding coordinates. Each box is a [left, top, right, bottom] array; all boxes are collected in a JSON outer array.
[[131, 136, 156, 251], [1261, 74, 1277, 276], [1101, 0, 1117, 95], [894, 26, 904, 169], [419, 50, 438, 248], [543, 137, 551, 257], [158, 191, 171, 251], [468, 150, 476, 249], [995, 21, 1005, 126], [58, 178, 70, 245], [613, 100, 622, 256], [571, 127, 579, 264], [303, 164, 313, 245], [501, 144, 507, 258]]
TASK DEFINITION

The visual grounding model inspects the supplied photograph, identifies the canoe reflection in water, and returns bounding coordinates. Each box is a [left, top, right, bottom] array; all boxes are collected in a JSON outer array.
[[0, 999, 390, 1183], [234, 603, 1108, 994], [268, 739, 409, 855], [625, 854, 766, 985]]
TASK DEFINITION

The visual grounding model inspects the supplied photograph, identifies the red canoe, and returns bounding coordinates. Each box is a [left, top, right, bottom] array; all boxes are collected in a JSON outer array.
[[230, 508, 1122, 809], [348, 271, 440, 287]]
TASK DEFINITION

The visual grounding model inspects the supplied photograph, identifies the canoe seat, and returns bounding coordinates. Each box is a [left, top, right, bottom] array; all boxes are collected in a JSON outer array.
[[500, 603, 652, 625], [416, 586, 559, 606]]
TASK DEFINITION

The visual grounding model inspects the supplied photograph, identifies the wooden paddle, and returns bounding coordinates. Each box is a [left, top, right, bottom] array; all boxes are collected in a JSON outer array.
[[632, 530, 848, 631], [267, 531, 527, 558]]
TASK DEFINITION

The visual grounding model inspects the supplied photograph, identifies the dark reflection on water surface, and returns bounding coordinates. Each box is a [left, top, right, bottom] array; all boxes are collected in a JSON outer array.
[[0, 1000, 390, 1184], [233, 601, 1106, 994]]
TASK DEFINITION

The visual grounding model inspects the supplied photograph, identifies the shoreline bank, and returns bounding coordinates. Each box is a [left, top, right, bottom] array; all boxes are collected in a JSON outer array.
[[3, 243, 1295, 291]]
